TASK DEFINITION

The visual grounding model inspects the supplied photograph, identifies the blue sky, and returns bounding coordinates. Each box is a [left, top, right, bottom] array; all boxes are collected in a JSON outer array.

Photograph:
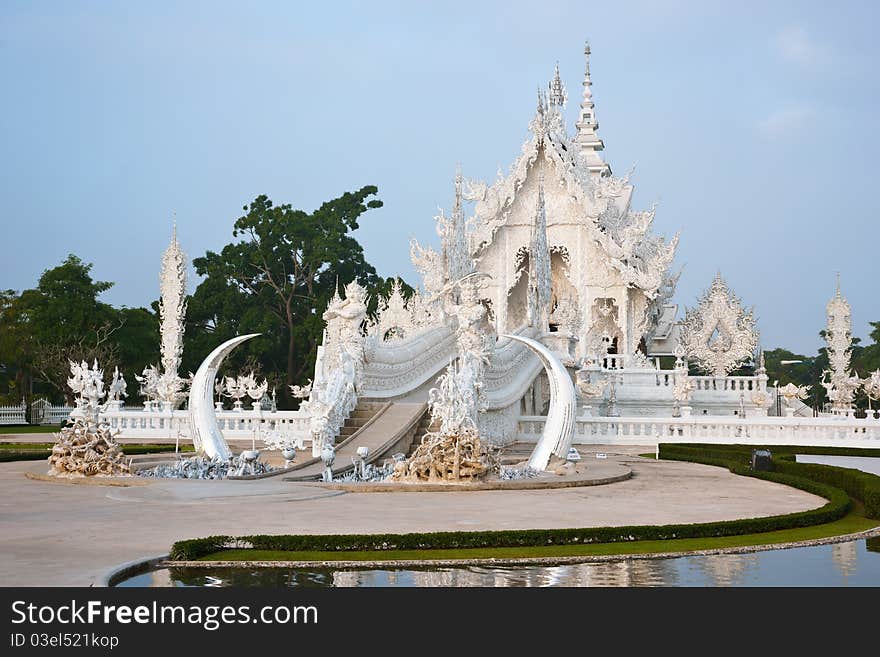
[[1, 1, 878, 355]]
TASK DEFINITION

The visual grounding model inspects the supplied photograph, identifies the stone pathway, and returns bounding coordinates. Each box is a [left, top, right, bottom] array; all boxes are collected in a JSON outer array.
[[0, 448, 825, 586]]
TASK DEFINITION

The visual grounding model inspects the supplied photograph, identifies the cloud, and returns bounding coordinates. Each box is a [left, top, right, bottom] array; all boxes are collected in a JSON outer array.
[[756, 106, 817, 138], [772, 24, 830, 68]]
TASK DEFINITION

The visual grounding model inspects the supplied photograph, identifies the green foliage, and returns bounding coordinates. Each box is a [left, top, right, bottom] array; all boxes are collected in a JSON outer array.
[[0, 255, 157, 403], [764, 324, 880, 412], [0, 442, 191, 463], [186, 188, 402, 406], [0, 186, 413, 409]]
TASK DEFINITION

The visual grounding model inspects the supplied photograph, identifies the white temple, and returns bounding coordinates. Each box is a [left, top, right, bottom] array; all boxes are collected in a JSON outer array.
[[91, 43, 879, 458], [301, 43, 768, 447]]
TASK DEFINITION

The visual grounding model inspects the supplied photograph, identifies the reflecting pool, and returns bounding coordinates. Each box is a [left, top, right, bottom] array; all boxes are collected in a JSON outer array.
[[119, 537, 880, 587]]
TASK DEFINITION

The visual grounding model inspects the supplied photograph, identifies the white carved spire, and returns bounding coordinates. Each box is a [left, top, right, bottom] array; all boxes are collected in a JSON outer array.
[[447, 165, 472, 282], [823, 274, 858, 411], [574, 41, 610, 177], [157, 218, 188, 406], [435, 165, 473, 286], [548, 62, 567, 108], [528, 168, 552, 330]]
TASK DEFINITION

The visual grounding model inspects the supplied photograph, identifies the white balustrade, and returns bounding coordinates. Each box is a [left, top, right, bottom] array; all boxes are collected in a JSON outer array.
[[98, 406, 312, 448], [0, 399, 27, 425], [516, 413, 880, 449], [689, 376, 759, 392]]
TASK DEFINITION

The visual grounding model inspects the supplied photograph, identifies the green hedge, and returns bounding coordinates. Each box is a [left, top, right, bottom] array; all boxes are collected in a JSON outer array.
[[170, 490, 848, 560], [170, 443, 880, 560], [0, 443, 193, 463]]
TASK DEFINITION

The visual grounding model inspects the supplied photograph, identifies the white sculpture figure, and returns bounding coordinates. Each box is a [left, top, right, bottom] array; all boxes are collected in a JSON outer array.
[[157, 222, 189, 407], [504, 334, 576, 472], [322, 280, 368, 390], [822, 277, 858, 412], [223, 375, 249, 410], [392, 360, 489, 482], [245, 375, 268, 409], [862, 370, 880, 413], [778, 382, 810, 405], [672, 376, 695, 405], [189, 333, 261, 463], [289, 379, 312, 399], [444, 273, 493, 427], [680, 273, 759, 376], [670, 344, 693, 416], [409, 239, 446, 299], [67, 359, 107, 420], [429, 361, 475, 436], [778, 382, 810, 416], [575, 363, 606, 417], [214, 378, 225, 410], [107, 367, 127, 410], [320, 439, 336, 482], [135, 365, 160, 404], [751, 390, 772, 414]]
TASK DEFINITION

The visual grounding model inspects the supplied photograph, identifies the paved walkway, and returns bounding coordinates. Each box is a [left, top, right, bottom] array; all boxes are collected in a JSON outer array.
[[0, 447, 825, 586]]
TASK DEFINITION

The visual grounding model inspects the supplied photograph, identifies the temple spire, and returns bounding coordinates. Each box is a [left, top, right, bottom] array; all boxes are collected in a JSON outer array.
[[574, 41, 610, 177], [528, 169, 552, 330], [157, 215, 188, 407], [548, 62, 566, 108], [447, 164, 471, 281]]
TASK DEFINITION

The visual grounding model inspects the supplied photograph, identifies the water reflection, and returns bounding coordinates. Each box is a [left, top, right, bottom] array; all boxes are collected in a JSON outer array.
[[831, 542, 858, 581], [118, 538, 880, 587], [694, 553, 759, 587]]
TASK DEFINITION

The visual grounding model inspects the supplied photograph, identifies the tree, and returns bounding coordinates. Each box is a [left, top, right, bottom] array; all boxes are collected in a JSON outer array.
[[16, 255, 123, 400], [0, 255, 161, 404], [189, 188, 386, 404]]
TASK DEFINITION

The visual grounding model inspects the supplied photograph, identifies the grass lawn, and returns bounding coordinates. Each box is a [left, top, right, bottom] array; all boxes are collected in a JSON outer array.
[[196, 505, 879, 563], [0, 425, 62, 434]]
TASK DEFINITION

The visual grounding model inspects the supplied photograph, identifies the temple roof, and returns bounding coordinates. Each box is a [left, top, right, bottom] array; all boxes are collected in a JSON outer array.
[[412, 45, 679, 302], [456, 49, 677, 300]]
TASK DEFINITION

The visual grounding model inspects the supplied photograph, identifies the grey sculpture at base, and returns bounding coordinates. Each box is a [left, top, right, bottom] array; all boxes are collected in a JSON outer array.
[[503, 334, 576, 471], [189, 333, 261, 463]]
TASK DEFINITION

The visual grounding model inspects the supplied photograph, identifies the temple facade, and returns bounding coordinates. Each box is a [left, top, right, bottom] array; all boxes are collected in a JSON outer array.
[[305, 43, 766, 444], [454, 49, 680, 365]]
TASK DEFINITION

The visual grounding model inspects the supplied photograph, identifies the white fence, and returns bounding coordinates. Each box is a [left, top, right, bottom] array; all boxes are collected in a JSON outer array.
[[0, 399, 27, 425], [29, 398, 74, 425], [516, 414, 880, 449], [99, 407, 312, 448]]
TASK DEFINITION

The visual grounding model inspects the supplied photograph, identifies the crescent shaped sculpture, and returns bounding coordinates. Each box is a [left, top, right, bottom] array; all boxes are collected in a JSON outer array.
[[189, 333, 261, 462], [503, 334, 576, 471]]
